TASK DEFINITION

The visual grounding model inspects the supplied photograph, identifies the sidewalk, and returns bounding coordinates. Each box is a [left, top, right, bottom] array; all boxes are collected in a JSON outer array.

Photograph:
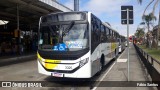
[[96, 43, 156, 90], [0, 52, 36, 66]]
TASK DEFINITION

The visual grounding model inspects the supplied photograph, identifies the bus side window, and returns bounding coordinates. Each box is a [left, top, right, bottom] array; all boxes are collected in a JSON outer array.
[[112, 31, 114, 42], [100, 25, 105, 42], [92, 17, 100, 43], [110, 30, 112, 42], [91, 17, 96, 43], [106, 27, 109, 42], [115, 32, 117, 42]]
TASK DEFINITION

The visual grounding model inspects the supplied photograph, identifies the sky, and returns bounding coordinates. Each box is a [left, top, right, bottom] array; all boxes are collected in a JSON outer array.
[[57, 0, 159, 36]]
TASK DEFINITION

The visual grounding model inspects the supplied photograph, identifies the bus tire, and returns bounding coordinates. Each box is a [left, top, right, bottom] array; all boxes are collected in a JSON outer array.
[[100, 54, 105, 71], [115, 49, 117, 57]]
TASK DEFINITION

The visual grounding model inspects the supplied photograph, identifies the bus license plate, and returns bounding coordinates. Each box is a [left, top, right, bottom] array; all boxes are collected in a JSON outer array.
[[52, 72, 63, 77]]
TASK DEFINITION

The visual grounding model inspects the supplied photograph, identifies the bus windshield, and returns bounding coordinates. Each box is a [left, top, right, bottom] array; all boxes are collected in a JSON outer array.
[[38, 23, 88, 51]]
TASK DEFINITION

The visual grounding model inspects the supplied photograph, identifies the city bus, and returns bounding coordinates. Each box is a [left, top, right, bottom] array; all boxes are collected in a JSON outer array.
[[37, 11, 119, 78], [118, 35, 126, 53]]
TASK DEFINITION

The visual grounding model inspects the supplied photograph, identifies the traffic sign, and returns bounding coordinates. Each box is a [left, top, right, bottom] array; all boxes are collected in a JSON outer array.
[[121, 6, 133, 24]]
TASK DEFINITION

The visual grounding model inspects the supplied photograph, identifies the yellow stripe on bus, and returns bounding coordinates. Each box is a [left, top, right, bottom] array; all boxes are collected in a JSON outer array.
[[111, 43, 117, 51], [45, 63, 58, 69], [37, 53, 61, 69]]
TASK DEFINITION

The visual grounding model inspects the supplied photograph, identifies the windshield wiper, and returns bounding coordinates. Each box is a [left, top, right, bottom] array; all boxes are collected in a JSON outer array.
[[62, 21, 75, 36], [46, 23, 56, 35], [46, 23, 63, 43]]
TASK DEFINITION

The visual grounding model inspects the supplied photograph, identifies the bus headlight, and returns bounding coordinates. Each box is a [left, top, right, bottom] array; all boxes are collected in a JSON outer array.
[[79, 57, 89, 67]]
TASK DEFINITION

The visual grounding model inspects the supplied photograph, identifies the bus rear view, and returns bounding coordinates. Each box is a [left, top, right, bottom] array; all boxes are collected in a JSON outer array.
[[37, 12, 91, 78]]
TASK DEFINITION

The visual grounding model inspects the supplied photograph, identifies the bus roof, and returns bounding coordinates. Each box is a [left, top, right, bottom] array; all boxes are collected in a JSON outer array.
[[42, 11, 89, 17]]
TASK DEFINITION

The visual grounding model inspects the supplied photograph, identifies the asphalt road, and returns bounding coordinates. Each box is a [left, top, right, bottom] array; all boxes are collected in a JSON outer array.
[[0, 57, 116, 90]]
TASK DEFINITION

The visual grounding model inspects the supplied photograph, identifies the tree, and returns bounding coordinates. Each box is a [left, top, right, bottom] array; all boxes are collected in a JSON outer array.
[[142, 13, 156, 48], [135, 28, 145, 44], [135, 28, 145, 38], [137, 0, 159, 48], [142, 13, 156, 32]]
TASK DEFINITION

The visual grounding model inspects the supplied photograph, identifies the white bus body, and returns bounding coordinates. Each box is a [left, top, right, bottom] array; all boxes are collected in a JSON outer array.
[[37, 11, 119, 78]]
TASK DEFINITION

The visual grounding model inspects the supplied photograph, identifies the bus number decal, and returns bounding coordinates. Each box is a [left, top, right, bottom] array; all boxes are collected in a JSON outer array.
[[65, 66, 72, 69]]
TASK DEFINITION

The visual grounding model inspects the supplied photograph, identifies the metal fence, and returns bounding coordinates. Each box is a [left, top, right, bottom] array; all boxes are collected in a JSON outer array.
[[134, 44, 160, 90]]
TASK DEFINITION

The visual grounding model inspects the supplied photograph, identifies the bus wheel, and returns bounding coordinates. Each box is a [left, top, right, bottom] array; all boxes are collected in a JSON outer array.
[[100, 55, 105, 71], [115, 49, 117, 57]]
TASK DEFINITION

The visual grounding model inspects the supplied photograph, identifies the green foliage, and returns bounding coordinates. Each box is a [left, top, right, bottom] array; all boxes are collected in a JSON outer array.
[[137, 0, 159, 49], [135, 28, 145, 38], [142, 13, 157, 31], [139, 45, 160, 61], [140, 22, 145, 25], [142, 13, 157, 23]]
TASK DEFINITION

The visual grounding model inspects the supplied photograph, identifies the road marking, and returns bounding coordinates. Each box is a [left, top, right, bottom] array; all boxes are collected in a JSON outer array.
[[117, 59, 127, 62], [91, 49, 126, 90], [91, 62, 115, 90]]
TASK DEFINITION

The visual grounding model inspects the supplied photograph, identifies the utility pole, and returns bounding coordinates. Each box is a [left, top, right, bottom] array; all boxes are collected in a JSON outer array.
[[157, 1, 160, 49], [127, 8, 130, 81], [74, 0, 79, 11], [17, 4, 21, 54], [121, 6, 134, 81]]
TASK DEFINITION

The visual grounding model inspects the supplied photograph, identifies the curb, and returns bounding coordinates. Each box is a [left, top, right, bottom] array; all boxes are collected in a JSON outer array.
[[0, 54, 37, 66]]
